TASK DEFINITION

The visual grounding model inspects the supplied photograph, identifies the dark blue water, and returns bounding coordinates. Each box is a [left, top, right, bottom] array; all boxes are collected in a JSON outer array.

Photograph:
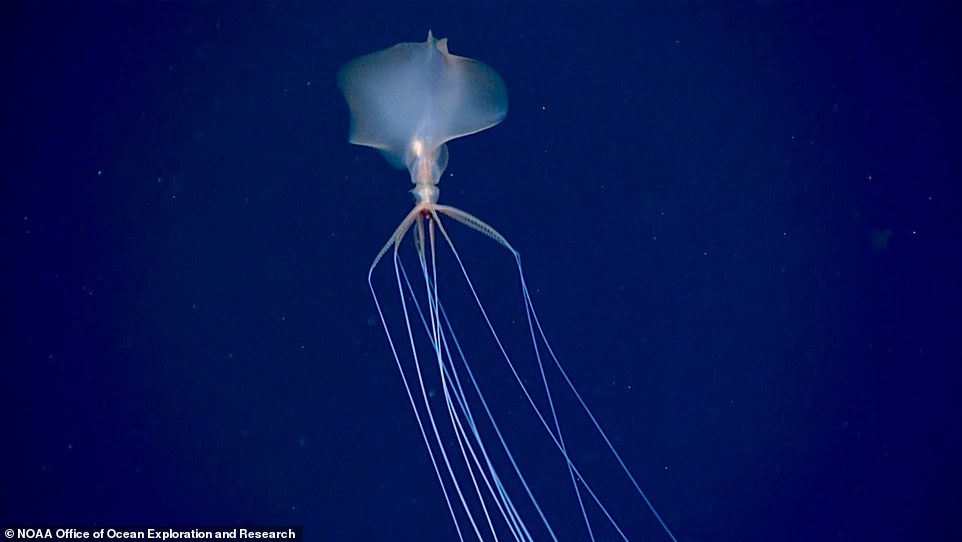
[[3, 3, 960, 541]]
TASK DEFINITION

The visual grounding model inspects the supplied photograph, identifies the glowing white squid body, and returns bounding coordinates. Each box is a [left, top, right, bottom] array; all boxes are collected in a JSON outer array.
[[338, 32, 678, 542]]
